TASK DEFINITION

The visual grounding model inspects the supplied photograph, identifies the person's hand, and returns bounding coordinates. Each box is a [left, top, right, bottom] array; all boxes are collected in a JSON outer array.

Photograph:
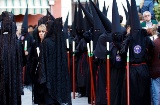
[[24, 51, 29, 56]]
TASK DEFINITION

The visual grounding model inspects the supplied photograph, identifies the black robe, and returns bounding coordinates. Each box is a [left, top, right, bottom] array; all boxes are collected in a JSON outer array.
[[121, 29, 155, 105], [75, 38, 90, 96], [0, 23, 23, 105], [20, 33, 34, 86], [93, 32, 112, 105], [39, 19, 71, 104], [110, 42, 127, 105]]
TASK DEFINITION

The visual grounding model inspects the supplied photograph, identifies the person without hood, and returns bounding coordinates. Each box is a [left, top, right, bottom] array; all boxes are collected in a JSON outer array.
[[38, 18, 72, 105], [149, 26, 160, 105]]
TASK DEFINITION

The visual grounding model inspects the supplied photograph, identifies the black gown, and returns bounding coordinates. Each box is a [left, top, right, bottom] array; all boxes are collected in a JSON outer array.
[[38, 19, 72, 105], [121, 30, 155, 105], [75, 38, 90, 96], [0, 21, 23, 105], [22, 33, 34, 86], [93, 33, 112, 105]]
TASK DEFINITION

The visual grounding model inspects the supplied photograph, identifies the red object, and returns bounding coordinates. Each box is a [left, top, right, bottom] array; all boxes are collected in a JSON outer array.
[[72, 55, 75, 99], [126, 62, 130, 105], [106, 59, 110, 105], [67, 51, 70, 74], [88, 56, 95, 105]]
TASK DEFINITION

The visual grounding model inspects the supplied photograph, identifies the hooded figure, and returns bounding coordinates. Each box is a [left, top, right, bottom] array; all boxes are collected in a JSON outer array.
[[63, 12, 69, 39], [109, 0, 127, 105], [21, 7, 34, 86], [72, 1, 92, 98], [89, 0, 106, 50], [38, 18, 71, 105], [102, 1, 107, 17], [0, 11, 23, 105], [120, 0, 154, 105]]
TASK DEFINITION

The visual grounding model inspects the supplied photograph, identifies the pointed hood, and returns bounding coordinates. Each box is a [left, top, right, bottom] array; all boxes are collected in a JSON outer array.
[[90, 0, 112, 32], [78, 0, 93, 29], [90, 0, 105, 33], [76, 3, 85, 31], [131, 0, 141, 30], [125, 0, 131, 26], [96, 0, 99, 9], [102, 1, 107, 16], [21, 6, 28, 34], [122, 3, 128, 21], [106, 5, 109, 17], [63, 12, 69, 34], [71, 2, 78, 37], [47, 9, 55, 21], [112, 0, 121, 33], [85, 0, 90, 12]]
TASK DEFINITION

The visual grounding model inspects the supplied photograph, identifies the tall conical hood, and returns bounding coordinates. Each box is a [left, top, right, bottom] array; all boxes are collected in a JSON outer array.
[[125, 0, 131, 26], [63, 12, 69, 34], [76, 3, 84, 31], [102, 1, 107, 16], [112, 0, 121, 33], [90, 0, 112, 32], [106, 5, 109, 17], [131, 0, 141, 30], [122, 3, 128, 21], [85, 0, 90, 12], [126, 0, 131, 14], [71, 2, 77, 37], [47, 9, 55, 21], [96, 0, 99, 9], [90, 0, 105, 33], [78, 0, 93, 28], [21, 5, 28, 34]]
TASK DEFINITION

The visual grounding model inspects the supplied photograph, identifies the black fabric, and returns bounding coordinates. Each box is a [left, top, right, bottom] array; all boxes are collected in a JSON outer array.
[[95, 63, 107, 105], [22, 33, 34, 86], [129, 64, 151, 105], [102, 1, 107, 16], [39, 18, 71, 105], [94, 32, 112, 59], [75, 38, 89, 90], [112, 0, 121, 33], [21, 7, 28, 35], [110, 68, 125, 105], [0, 11, 23, 105]]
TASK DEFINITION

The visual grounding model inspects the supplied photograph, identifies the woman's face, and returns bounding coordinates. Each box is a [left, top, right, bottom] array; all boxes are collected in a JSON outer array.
[[39, 30, 46, 41]]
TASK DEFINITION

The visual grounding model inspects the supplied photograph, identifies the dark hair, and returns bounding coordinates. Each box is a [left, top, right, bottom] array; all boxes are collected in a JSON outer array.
[[28, 25, 33, 28], [119, 15, 123, 23]]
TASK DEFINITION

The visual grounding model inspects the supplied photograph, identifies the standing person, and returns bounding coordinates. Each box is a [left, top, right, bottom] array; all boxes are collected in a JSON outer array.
[[110, 0, 127, 105], [38, 18, 72, 105], [149, 28, 160, 105], [0, 11, 23, 105], [28, 25, 34, 35], [20, 7, 34, 86], [120, 0, 155, 104], [141, 11, 158, 29], [140, 0, 156, 19], [30, 24, 47, 104]]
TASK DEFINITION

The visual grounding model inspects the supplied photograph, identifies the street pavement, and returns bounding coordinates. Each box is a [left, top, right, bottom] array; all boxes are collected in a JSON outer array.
[[22, 87, 90, 105]]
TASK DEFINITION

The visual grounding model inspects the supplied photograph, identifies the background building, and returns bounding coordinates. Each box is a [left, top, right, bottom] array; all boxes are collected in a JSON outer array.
[[0, 0, 140, 27]]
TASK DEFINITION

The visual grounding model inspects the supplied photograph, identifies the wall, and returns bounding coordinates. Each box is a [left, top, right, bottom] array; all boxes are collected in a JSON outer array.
[[52, 0, 62, 18], [15, 14, 43, 26]]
